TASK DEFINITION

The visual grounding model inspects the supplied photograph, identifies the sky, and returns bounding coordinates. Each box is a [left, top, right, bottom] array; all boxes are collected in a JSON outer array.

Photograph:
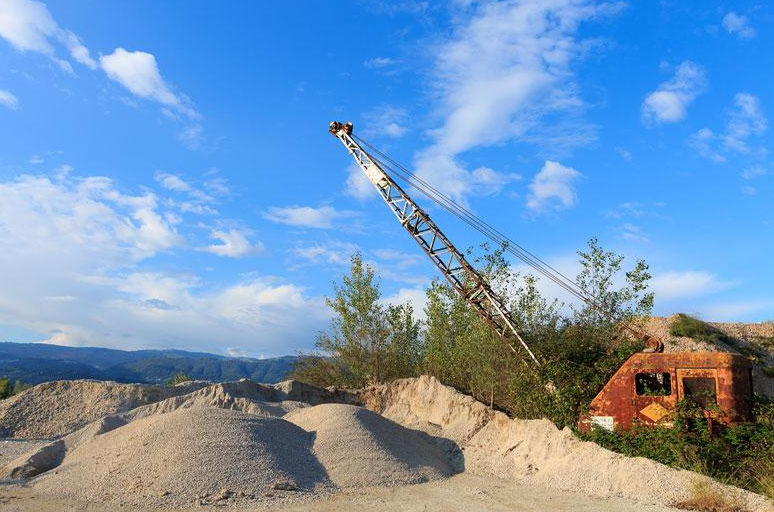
[[0, 0, 772, 358]]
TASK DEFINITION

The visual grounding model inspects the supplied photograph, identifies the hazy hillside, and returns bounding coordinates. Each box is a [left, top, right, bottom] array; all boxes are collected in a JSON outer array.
[[0, 342, 297, 385]]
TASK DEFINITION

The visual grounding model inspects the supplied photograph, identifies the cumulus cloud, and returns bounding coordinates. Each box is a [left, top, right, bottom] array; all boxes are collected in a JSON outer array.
[[691, 93, 768, 161], [204, 229, 263, 258], [723, 93, 767, 153], [100, 48, 198, 119], [0, 0, 96, 71], [363, 106, 408, 138], [722, 12, 755, 39], [0, 171, 327, 354], [155, 171, 218, 215], [294, 241, 359, 265], [382, 287, 428, 321], [642, 61, 706, 124], [650, 271, 734, 301], [0, 88, 19, 109], [264, 205, 351, 229], [413, 0, 614, 203], [526, 160, 582, 213], [345, 161, 375, 201]]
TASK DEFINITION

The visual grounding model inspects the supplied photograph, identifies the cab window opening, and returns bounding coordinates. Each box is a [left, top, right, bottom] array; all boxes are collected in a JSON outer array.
[[635, 372, 672, 396]]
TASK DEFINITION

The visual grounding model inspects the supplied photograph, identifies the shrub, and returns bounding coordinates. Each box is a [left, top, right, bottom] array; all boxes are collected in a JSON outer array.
[[167, 371, 193, 385], [670, 314, 730, 344], [291, 253, 422, 389], [583, 396, 774, 499], [673, 478, 747, 512], [0, 378, 11, 399]]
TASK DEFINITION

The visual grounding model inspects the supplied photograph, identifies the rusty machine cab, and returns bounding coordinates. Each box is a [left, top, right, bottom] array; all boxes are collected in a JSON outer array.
[[578, 352, 753, 432]]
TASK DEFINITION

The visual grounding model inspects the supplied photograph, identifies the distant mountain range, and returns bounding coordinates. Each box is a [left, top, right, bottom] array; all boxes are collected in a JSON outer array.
[[0, 342, 298, 385]]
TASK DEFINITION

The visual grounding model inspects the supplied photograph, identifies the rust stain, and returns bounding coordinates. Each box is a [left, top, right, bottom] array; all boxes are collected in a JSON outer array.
[[578, 352, 753, 432]]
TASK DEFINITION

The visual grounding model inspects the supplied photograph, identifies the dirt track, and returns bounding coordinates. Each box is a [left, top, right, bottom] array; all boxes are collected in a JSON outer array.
[[0, 473, 677, 512]]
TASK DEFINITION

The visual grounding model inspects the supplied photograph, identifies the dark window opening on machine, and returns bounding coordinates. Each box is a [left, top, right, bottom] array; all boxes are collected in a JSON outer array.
[[635, 372, 672, 396], [683, 377, 718, 408]]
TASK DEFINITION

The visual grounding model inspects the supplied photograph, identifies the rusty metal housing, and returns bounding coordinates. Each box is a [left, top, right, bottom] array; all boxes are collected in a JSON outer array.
[[578, 352, 753, 432]]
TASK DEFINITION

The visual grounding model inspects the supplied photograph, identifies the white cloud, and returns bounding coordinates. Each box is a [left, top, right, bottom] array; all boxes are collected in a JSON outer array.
[[0, 171, 327, 354], [691, 93, 768, 160], [722, 12, 756, 39], [264, 205, 350, 229], [155, 171, 217, 214], [413, 0, 613, 202], [699, 300, 774, 322], [364, 56, 395, 68], [689, 127, 725, 163], [615, 147, 632, 161], [345, 161, 375, 201], [100, 48, 198, 119], [382, 287, 428, 322], [0, 88, 19, 109], [363, 106, 408, 138], [526, 160, 582, 212], [155, 172, 192, 193], [204, 229, 263, 258], [723, 93, 767, 153], [642, 61, 706, 124], [0, 0, 96, 71], [742, 165, 766, 180], [619, 223, 649, 243], [650, 271, 734, 301], [295, 241, 359, 265]]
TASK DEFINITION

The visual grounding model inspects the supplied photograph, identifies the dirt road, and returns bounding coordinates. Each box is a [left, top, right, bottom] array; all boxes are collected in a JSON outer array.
[[1, 474, 677, 512]]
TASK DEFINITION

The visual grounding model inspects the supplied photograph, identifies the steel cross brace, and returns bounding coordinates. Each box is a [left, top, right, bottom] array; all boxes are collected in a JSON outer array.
[[331, 127, 539, 366]]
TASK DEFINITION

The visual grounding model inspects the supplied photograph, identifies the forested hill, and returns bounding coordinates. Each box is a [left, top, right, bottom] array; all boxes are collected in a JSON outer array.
[[0, 342, 297, 385]]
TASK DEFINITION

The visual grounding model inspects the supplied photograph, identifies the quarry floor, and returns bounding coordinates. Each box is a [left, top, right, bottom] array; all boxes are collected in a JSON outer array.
[[1, 474, 676, 512]]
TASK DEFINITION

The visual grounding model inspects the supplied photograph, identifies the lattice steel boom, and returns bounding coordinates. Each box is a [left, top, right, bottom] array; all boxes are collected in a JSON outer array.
[[329, 121, 539, 365]]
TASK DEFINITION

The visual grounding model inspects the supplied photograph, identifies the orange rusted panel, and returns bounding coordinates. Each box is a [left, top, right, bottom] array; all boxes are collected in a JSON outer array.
[[578, 352, 753, 432]]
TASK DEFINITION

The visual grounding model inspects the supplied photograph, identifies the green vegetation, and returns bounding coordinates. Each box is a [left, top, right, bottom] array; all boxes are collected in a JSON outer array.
[[670, 314, 770, 365], [670, 314, 732, 345], [0, 378, 31, 399], [292, 253, 422, 388], [673, 478, 747, 512], [584, 397, 774, 500], [167, 371, 193, 385], [293, 239, 774, 499]]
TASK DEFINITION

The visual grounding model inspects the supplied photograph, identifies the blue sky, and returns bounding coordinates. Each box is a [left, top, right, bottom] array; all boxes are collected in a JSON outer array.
[[0, 0, 771, 357]]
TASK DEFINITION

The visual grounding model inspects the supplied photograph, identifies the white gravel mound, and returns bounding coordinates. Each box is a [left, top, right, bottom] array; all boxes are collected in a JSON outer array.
[[0, 379, 206, 439], [362, 375, 772, 512], [285, 403, 455, 488], [32, 407, 333, 508]]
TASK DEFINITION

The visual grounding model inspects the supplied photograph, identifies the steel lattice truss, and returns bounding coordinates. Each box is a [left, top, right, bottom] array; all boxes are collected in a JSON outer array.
[[330, 122, 539, 365]]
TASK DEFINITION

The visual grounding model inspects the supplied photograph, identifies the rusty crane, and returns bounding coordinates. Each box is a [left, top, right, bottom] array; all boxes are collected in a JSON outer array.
[[329, 121, 753, 432]]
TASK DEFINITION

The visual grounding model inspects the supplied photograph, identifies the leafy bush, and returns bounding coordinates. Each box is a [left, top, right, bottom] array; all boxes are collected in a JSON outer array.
[[584, 396, 774, 499], [291, 253, 422, 388], [0, 378, 31, 399], [167, 371, 193, 385], [670, 314, 731, 344]]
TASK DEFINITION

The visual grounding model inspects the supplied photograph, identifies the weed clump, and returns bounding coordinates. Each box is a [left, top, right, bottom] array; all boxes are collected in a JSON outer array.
[[673, 479, 747, 512]]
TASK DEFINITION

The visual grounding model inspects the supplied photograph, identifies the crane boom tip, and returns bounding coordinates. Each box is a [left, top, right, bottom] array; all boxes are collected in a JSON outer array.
[[329, 121, 353, 136]]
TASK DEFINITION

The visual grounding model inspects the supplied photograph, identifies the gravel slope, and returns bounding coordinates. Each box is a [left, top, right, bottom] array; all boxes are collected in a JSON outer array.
[[285, 404, 454, 488]]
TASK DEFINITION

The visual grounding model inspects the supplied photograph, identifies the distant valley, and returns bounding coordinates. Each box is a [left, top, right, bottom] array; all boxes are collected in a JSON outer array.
[[0, 342, 298, 385]]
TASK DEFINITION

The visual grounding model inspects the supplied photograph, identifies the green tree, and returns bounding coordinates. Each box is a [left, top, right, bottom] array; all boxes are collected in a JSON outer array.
[[0, 378, 11, 399], [422, 238, 654, 428], [292, 253, 422, 388], [167, 371, 193, 385]]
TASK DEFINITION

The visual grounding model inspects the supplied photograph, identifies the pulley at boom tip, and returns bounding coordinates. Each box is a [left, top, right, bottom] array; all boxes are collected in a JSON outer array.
[[329, 121, 353, 136]]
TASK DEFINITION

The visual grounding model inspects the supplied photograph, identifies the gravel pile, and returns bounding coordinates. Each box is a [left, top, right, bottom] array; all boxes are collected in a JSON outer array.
[[362, 375, 772, 512], [286, 404, 454, 488], [0, 379, 206, 439], [33, 407, 334, 508]]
